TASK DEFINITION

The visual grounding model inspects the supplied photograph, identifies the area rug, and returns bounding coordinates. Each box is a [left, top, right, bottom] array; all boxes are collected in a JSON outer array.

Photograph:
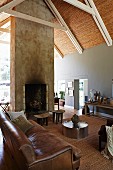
[[45, 115, 113, 170]]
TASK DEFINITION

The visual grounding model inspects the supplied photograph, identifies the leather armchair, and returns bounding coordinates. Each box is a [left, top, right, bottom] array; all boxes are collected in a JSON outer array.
[[98, 119, 113, 151]]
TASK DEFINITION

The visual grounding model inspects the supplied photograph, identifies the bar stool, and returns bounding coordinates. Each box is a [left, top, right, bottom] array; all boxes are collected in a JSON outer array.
[[52, 110, 65, 124]]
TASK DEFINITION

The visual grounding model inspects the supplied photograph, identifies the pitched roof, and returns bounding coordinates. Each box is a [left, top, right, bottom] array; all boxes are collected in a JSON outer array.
[[0, 0, 113, 56]]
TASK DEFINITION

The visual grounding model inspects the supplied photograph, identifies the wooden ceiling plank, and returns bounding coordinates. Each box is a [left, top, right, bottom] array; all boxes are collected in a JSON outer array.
[[66, 30, 82, 53], [85, 0, 112, 46], [0, 27, 10, 33], [44, 0, 83, 54], [63, 0, 95, 15], [5, 9, 66, 31], [85, 0, 110, 46], [92, 17, 110, 46], [54, 44, 64, 58]]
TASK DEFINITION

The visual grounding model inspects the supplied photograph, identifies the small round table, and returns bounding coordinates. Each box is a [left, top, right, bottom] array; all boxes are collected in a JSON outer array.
[[62, 121, 88, 139], [52, 110, 65, 124], [34, 113, 50, 126]]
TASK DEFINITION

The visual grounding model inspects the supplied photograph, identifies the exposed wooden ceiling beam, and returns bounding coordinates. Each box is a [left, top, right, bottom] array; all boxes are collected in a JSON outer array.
[[44, 0, 63, 26], [85, 0, 112, 46], [63, 0, 95, 15], [0, 17, 10, 27], [5, 9, 66, 31], [0, 27, 10, 33], [0, 40, 9, 44], [64, 0, 112, 46], [45, 0, 83, 54], [54, 44, 64, 58], [0, 0, 25, 13]]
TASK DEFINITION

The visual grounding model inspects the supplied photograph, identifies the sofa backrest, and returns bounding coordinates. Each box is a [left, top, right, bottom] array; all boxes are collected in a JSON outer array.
[[0, 111, 10, 126], [1, 118, 36, 170]]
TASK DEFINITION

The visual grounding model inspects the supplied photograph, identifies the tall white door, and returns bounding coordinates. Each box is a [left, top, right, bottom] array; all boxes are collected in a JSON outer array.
[[74, 79, 88, 110]]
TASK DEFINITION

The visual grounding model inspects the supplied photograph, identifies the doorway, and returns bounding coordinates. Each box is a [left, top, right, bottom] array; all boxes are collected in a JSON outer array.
[[74, 79, 88, 110], [79, 79, 88, 108]]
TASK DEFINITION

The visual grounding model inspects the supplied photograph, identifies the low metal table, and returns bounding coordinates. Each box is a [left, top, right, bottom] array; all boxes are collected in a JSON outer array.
[[34, 112, 50, 126], [62, 121, 88, 139]]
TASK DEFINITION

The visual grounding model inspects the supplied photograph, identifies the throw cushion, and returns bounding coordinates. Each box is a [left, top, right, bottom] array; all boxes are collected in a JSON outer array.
[[102, 125, 113, 160], [8, 111, 26, 120], [106, 126, 113, 157], [12, 115, 34, 133]]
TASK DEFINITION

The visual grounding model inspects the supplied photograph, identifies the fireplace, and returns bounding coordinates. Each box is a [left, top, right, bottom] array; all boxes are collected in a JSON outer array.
[[25, 84, 48, 113]]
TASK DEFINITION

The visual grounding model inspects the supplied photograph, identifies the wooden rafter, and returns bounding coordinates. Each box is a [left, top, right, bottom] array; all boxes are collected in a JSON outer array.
[[0, 0, 25, 13], [64, 0, 112, 46], [54, 44, 64, 58], [63, 0, 95, 15], [0, 0, 66, 31], [44, 0, 63, 26], [0, 0, 112, 50], [85, 0, 112, 46], [0, 27, 10, 33], [5, 9, 66, 31], [44, 0, 83, 54], [0, 17, 10, 27]]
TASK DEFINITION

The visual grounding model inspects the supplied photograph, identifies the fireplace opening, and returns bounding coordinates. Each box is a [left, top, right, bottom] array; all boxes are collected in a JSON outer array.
[[25, 84, 47, 113]]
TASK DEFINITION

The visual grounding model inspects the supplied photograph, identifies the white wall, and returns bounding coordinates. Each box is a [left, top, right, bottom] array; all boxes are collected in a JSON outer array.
[[54, 43, 113, 106]]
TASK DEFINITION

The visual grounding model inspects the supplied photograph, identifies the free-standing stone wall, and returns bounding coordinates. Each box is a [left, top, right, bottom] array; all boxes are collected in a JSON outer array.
[[10, 0, 54, 111]]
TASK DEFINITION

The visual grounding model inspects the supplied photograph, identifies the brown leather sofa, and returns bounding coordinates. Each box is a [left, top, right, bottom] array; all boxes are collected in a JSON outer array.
[[0, 112, 81, 170]]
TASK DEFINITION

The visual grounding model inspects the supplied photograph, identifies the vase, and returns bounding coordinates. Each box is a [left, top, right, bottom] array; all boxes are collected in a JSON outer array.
[[73, 122, 79, 128]]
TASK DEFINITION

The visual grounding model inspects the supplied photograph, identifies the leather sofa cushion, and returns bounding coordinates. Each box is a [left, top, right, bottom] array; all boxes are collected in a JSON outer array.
[[26, 129, 72, 158], [26, 121, 81, 160], [25, 120, 47, 137]]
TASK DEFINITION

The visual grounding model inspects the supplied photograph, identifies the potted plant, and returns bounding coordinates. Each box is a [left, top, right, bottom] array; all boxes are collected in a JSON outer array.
[[59, 91, 65, 100]]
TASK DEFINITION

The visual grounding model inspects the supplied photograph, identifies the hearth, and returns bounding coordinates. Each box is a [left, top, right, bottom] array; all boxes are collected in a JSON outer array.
[[25, 84, 48, 113]]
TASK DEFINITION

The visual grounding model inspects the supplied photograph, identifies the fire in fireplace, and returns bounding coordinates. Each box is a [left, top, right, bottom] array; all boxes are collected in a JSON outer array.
[[25, 84, 47, 113]]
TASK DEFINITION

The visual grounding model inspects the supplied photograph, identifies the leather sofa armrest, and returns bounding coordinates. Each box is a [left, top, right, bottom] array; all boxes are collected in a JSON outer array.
[[71, 146, 81, 170], [68, 144, 81, 159], [28, 147, 81, 170], [72, 147, 81, 160], [28, 147, 71, 165], [20, 144, 36, 164]]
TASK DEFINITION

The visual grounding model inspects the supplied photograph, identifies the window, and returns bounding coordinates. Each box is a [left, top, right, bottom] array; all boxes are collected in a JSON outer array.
[[0, 19, 10, 103]]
